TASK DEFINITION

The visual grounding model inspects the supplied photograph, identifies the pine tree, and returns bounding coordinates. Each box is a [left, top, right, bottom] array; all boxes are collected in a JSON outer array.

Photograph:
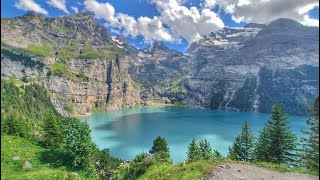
[[300, 97, 319, 171], [2, 113, 30, 137], [255, 104, 297, 164], [255, 127, 272, 162], [62, 118, 97, 168], [43, 111, 62, 149], [241, 120, 255, 161], [149, 136, 170, 161], [229, 120, 255, 162], [212, 149, 222, 159], [199, 139, 213, 160], [187, 137, 200, 162], [228, 136, 243, 160]]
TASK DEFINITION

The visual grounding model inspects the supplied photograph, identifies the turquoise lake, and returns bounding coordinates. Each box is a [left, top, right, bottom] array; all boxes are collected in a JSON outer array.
[[82, 107, 308, 163]]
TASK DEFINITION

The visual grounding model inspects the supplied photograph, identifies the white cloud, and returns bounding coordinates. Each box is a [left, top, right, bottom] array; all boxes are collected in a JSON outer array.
[[298, 2, 319, 15], [71, 6, 79, 13], [46, 0, 69, 14], [84, 0, 175, 42], [117, 13, 175, 42], [84, 0, 224, 43], [302, 15, 319, 27], [151, 0, 225, 42], [216, 0, 319, 27], [225, 4, 235, 14], [84, 0, 118, 25], [237, 0, 251, 7], [83, 0, 318, 44], [203, 0, 216, 9], [231, 15, 244, 23], [15, 0, 48, 15]]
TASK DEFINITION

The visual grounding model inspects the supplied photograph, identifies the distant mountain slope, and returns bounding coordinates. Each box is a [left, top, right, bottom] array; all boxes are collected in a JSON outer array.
[[118, 18, 319, 115], [1, 12, 318, 115]]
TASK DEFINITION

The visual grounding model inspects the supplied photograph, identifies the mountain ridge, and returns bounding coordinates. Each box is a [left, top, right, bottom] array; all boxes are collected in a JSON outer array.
[[1, 12, 319, 115]]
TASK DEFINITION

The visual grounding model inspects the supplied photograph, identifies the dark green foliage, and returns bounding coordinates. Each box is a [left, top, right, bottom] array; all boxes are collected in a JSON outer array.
[[1, 113, 30, 137], [228, 136, 242, 160], [95, 149, 122, 179], [149, 136, 170, 162], [61, 117, 98, 169], [1, 48, 44, 69], [228, 120, 255, 162], [199, 139, 213, 160], [121, 153, 154, 180], [1, 81, 58, 137], [212, 149, 222, 159], [300, 97, 319, 171], [255, 127, 272, 162], [255, 104, 297, 164], [187, 138, 201, 162], [42, 111, 63, 149]]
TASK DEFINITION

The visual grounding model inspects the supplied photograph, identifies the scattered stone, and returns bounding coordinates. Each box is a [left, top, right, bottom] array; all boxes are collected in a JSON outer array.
[[71, 172, 80, 180], [71, 172, 78, 175], [226, 165, 231, 169], [237, 169, 241, 172], [12, 156, 21, 161], [23, 161, 32, 169], [218, 165, 226, 169]]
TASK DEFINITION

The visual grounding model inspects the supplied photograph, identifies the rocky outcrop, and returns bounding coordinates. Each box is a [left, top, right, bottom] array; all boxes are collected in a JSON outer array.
[[1, 12, 140, 117], [45, 58, 140, 116]]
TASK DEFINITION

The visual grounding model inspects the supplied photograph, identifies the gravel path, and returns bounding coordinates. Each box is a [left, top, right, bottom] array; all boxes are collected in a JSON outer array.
[[206, 163, 318, 180]]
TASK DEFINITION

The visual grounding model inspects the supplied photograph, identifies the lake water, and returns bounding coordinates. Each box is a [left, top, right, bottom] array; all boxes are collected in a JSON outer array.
[[82, 107, 308, 163]]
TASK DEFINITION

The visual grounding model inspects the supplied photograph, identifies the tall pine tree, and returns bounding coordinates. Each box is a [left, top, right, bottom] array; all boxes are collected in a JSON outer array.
[[149, 136, 170, 162], [255, 104, 297, 164], [187, 137, 200, 162], [300, 97, 319, 171], [43, 111, 62, 149], [199, 139, 213, 160], [228, 120, 255, 162]]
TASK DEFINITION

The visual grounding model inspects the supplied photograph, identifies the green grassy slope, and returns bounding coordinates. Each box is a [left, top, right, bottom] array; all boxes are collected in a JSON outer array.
[[138, 160, 215, 180], [1, 135, 81, 180]]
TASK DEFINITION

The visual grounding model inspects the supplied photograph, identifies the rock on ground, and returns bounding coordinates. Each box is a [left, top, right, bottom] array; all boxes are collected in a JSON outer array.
[[23, 161, 32, 169], [12, 156, 21, 161]]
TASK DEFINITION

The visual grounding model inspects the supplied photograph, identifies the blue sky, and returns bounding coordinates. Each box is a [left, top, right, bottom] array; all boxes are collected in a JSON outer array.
[[1, 0, 319, 52]]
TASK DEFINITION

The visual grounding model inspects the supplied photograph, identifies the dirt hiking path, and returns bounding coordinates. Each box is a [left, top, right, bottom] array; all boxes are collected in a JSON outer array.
[[206, 163, 318, 180]]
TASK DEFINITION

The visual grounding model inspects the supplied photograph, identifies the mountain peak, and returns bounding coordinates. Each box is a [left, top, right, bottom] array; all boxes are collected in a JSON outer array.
[[268, 18, 303, 28], [23, 11, 37, 17]]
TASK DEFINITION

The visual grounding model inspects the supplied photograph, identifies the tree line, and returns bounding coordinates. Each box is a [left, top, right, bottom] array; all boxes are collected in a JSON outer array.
[[1, 80, 318, 179], [228, 101, 319, 172]]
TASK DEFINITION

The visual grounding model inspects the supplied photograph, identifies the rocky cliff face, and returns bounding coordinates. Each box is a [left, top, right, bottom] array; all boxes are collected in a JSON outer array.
[[1, 12, 140, 116], [116, 18, 319, 115], [45, 58, 140, 116], [1, 13, 319, 116]]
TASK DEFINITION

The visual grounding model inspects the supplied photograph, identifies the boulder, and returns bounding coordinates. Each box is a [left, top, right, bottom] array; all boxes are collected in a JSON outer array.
[[23, 161, 32, 169], [12, 156, 20, 161]]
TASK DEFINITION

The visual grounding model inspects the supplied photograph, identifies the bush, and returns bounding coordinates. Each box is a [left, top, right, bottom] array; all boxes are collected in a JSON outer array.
[[1, 113, 30, 137], [95, 149, 122, 179], [61, 117, 98, 169], [113, 153, 155, 180]]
